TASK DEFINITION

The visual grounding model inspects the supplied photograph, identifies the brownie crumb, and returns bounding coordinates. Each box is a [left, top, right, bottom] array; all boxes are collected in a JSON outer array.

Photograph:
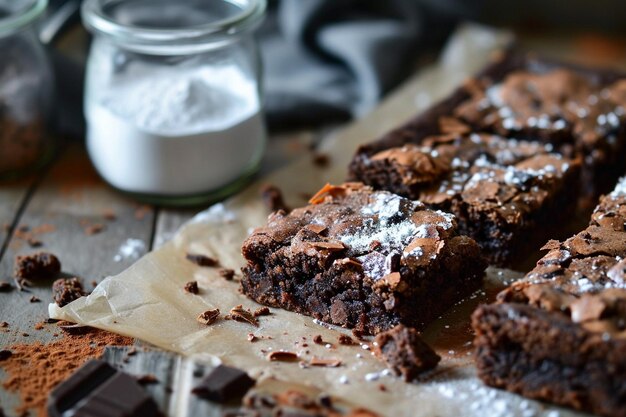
[[0, 350, 12, 361], [14, 252, 61, 280], [228, 305, 258, 326], [260, 184, 290, 213], [186, 253, 218, 267], [0, 281, 12, 292], [197, 309, 220, 325], [266, 351, 298, 362], [312, 152, 330, 167], [313, 335, 324, 345], [374, 325, 440, 381], [351, 329, 365, 340], [253, 306, 270, 317], [218, 268, 235, 281], [52, 277, 86, 307], [102, 209, 117, 221], [27, 238, 42, 248], [337, 334, 355, 345], [136, 374, 159, 385], [184, 281, 199, 294], [21, 333, 29, 337], [34, 322, 45, 330], [317, 394, 332, 409], [29, 296, 40, 303], [0, 322, 8, 328], [84, 223, 105, 236], [247, 333, 258, 342]]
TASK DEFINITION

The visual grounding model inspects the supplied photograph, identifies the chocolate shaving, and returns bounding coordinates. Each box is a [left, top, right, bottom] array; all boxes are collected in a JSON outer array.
[[266, 351, 299, 362], [309, 357, 342, 367], [253, 306, 271, 317], [186, 253, 218, 267], [0, 281, 12, 292], [228, 305, 259, 326], [197, 309, 220, 325], [260, 184, 291, 213], [184, 281, 199, 294], [29, 296, 40, 303], [58, 323, 93, 335], [136, 374, 159, 385]]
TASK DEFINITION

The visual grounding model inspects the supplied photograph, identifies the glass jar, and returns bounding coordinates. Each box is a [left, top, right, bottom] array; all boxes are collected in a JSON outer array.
[[82, 0, 267, 206], [0, 0, 54, 180]]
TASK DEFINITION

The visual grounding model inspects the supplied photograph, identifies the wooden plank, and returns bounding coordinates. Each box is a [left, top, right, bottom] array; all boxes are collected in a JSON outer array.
[[0, 175, 40, 255], [0, 144, 157, 415]]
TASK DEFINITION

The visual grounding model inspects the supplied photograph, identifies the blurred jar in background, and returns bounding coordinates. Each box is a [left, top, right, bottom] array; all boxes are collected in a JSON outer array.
[[82, 0, 267, 206], [0, 0, 54, 180]]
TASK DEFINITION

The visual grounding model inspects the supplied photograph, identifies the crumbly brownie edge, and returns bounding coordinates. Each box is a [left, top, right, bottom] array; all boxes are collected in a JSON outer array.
[[472, 303, 626, 417]]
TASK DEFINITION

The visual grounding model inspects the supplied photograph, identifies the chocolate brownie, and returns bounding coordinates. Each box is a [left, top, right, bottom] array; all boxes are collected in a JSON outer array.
[[472, 177, 626, 417], [241, 183, 487, 335], [352, 132, 580, 266]]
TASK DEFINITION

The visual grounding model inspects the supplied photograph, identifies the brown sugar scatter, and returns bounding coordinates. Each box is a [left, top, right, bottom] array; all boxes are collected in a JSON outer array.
[[374, 324, 440, 381], [309, 357, 342, 367], [227, 305, 259, 326], [266, 351, 298, 362], [29, 296, 40, 303], [14, 252, 61, 280], [184, 281, 199, 294], [0, 281, 12, 292], [84, 223, 105, 236], [0, 350, 12, 361], [52, 278, 86, 307], [260, 184, 291, 213], [312, 152, 331, 167], [186, 253, 218, 267], [253, 306, 270, 317], [218, 268, 235, 281], [0, 328, 133, 417], [338, 334, 356, 345], [197, 309, 220, 325], [136, 374, 159, 385]]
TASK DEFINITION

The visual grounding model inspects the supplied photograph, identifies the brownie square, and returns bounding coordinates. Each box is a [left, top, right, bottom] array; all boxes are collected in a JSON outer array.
[[349, 52, 626, 265], [241, 183, 487, 335], [353, 132, 581, 266], [472, 177, 626, 417]]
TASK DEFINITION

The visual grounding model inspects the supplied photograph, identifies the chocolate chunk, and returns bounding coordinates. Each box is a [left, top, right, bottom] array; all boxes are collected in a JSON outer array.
[[186, 253, 218, 267], [47, 360, 159, 417], [0, 322, 8, 328], [30, 295, 40, 303], [0, 350, 12, 361], [184, 281, 199, 294], [0, 281, 12, 292], [337, 334, 355, 345], [52, 277, 86, 307], [260, 184, 291, 213], [14, 252, 61, 280], [312, 335, 324, 345], [374, 325, 440, 381], [197, 309, 220, 325], [136, 374, 159, 385], [219, 268, 236, 281], [192, 364, 255, 403]]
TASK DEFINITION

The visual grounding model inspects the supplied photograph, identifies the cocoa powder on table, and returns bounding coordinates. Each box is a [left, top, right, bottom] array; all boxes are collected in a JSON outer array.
[[0, 325, 133, 417]]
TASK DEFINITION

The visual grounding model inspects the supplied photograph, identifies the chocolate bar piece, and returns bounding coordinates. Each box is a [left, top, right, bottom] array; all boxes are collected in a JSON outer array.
[[192, 365, 256, 403], [47, 360, 159, 417]]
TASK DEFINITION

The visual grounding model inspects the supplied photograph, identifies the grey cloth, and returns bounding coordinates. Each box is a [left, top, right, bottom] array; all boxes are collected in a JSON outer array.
[[44, 0, 455, 135], [260, 0, 455, 127]]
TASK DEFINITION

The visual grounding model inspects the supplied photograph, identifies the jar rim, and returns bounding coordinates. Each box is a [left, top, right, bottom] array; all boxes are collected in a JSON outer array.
[[0, 0, 48, 36], [81, 0, 266, 48]]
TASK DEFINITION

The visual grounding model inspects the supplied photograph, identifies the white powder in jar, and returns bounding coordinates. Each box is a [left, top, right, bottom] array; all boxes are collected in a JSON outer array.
[[85, 64, 265, 195]]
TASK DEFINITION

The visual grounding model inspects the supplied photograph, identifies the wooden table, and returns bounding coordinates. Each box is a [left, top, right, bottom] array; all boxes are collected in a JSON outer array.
[[0, 128, 328, 415]]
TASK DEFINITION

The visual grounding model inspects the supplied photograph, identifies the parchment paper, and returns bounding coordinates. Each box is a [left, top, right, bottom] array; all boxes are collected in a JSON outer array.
[[50, 25, 590, 417]]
